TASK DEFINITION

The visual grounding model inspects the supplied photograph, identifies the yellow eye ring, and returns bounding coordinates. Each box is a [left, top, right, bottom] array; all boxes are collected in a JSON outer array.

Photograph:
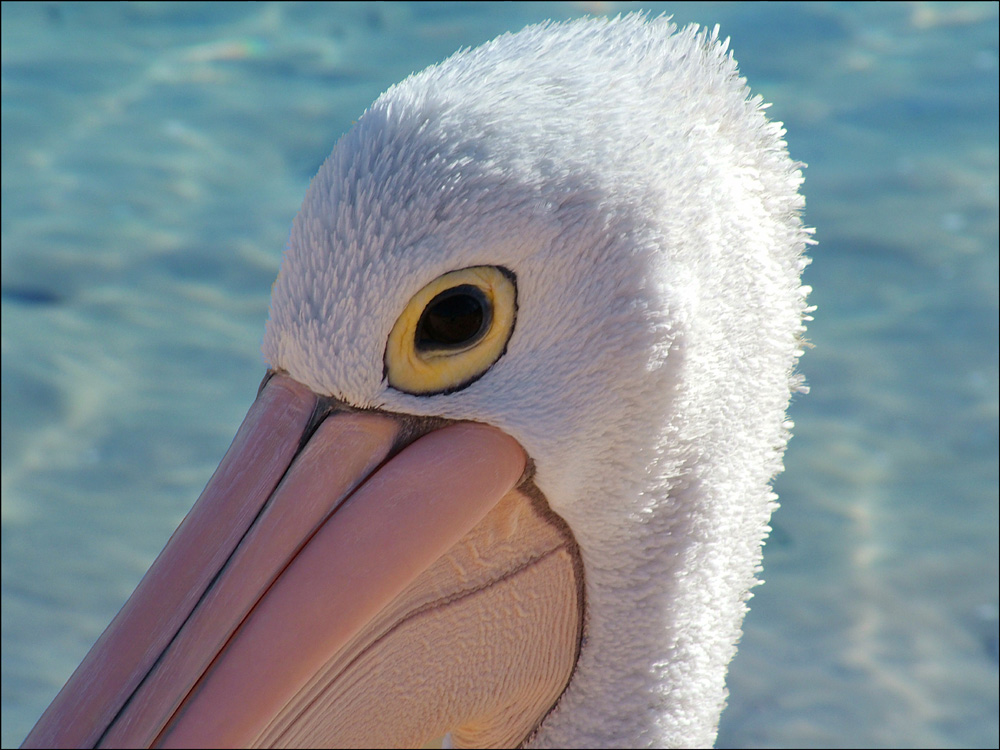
[[385, 266, 516, 395]]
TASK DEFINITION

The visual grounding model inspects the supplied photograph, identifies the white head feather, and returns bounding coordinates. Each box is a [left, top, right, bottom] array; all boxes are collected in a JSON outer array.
[[263, 14, 811, 748]]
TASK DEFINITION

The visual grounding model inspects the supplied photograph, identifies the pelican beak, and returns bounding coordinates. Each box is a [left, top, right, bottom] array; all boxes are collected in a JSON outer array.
[[23, 373, 582, 749]]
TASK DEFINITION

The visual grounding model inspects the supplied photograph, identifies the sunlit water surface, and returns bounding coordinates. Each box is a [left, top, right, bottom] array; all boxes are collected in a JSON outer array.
[[2, 2, 997, 748]]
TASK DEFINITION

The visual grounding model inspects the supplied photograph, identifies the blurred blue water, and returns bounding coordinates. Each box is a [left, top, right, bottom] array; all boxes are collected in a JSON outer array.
[[2, 2, 997, 748]]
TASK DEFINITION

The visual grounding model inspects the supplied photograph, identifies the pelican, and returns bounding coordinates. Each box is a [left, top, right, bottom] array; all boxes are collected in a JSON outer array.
[[23, 14, 811, 749]]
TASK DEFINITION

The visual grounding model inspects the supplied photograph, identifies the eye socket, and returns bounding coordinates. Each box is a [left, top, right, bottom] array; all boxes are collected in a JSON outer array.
[[385, 266, 516, 395]]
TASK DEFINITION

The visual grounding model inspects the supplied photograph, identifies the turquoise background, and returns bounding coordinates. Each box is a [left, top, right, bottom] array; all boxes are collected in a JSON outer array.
[[3, 3, 997, 747]]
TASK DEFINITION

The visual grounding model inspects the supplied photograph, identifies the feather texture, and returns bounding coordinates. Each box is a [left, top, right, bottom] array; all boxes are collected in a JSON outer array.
[[264, 14, 811, 748]]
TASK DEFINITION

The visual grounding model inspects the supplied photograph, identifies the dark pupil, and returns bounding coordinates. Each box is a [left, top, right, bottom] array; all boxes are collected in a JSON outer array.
[[416, 285, 491, 351]]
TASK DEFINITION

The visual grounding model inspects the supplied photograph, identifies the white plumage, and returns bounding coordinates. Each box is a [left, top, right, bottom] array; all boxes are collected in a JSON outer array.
[[263, 13, 811, 748]]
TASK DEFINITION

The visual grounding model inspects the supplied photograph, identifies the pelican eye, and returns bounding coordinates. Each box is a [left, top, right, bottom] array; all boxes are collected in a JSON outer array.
[[415, 285, 492, 352], [385, 266, 516, 395]]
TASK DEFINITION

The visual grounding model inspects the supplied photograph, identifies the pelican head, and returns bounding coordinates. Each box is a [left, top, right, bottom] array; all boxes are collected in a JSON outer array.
[[24, 14, 811, 749]]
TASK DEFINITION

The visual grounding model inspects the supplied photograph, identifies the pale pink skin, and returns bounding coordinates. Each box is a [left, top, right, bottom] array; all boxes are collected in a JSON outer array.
[[23, 373, 526, 749]]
